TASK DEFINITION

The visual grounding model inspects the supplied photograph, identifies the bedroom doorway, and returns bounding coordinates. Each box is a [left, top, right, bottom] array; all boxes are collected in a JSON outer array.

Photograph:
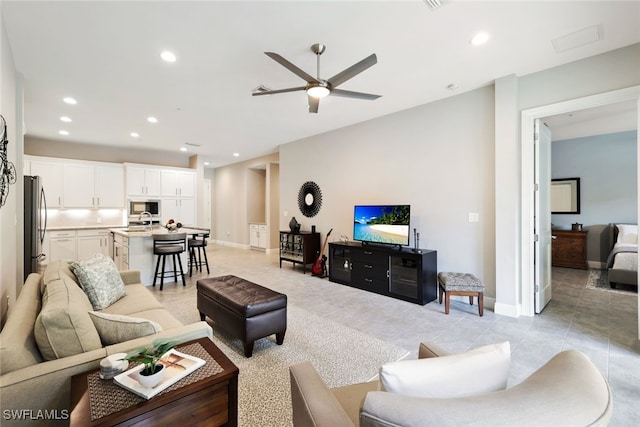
[[520, 86, 640, 337]]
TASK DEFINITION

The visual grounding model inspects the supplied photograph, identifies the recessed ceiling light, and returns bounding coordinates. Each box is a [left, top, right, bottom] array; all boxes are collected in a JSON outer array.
[[204, 162, 210, 166], [470, 32, 490, 46], [233, 153, 240, 157], [161, 51, 177, 63], [130, 132, 140, 138], [446, 83, 459, 91], [180, 147, 187, 152], [60, 116, 72, 122], [59, 130, 69, 135], [63, 97, 77, 105], [147, 116, 158, 123]]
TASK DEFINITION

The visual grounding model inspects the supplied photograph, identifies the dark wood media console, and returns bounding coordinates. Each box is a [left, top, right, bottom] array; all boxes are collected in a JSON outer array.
[[328, 242, 437, 305]]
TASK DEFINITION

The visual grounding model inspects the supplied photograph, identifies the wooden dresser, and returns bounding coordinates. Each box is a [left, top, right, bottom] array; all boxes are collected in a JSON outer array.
[[551, 230, 588, 269]]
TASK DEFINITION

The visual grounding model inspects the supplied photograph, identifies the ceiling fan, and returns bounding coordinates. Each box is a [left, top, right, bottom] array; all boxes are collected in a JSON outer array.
[[252, 43, 381, 113]]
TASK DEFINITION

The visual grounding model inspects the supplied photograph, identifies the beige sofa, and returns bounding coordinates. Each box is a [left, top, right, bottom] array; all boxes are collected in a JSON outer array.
[[290, 342, 612, 427], [0, 260, 212, 426]]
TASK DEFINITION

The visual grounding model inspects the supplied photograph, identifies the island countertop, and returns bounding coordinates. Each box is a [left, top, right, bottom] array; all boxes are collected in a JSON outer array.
[[109, 226, 209, 238]]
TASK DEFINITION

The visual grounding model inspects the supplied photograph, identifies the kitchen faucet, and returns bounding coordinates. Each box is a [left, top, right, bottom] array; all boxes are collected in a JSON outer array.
[[138, 211, 153, 230]]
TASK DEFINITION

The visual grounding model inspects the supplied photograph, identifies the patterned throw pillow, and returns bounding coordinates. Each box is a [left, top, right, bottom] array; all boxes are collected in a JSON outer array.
[[71, 253, 126, 310], [88, 311, 162, 345]]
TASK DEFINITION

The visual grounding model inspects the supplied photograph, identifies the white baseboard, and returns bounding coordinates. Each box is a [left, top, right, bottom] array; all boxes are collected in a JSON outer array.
[[494, 301, 522, 318], [213, 240, 249, 250]]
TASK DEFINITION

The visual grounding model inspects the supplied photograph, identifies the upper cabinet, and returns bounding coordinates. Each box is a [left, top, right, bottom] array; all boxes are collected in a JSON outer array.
[[28, 157, 64, 208], [26, 156, 124, 209], [160, 170, 195, 198], [126, 166, 161, 197]]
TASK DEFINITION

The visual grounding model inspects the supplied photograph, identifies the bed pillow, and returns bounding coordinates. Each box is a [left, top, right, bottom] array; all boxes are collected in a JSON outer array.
[[88, 311, 162, 345], [379, 341, 510, 398], [616, 224, 638, 244], [71, 253, 126, 310]]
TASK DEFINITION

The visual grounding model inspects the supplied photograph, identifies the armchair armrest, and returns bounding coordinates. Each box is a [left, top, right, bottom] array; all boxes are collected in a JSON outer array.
[[289, 362, 355, 427], [418, 342, 452, 359]]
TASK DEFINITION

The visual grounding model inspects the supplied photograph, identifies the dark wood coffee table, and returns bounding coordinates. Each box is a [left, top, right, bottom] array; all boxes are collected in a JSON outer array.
[[70, 337, 239, 427]]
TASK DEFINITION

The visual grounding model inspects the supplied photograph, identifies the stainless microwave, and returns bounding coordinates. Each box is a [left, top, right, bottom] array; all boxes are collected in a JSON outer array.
[[128, 199, 161, 218]]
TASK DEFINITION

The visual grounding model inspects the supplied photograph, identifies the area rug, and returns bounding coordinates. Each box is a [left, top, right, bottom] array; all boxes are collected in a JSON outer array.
[[179, 304, 409, 427], [586, 269, 637, 295]]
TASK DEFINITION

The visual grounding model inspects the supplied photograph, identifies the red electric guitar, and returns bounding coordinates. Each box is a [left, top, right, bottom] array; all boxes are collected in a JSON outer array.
[[312, 228, 333, 277]]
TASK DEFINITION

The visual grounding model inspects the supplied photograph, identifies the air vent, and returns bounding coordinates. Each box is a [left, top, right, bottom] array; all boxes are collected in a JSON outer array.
[[552, 24, 603, 53], [423, 0, 446, 11]]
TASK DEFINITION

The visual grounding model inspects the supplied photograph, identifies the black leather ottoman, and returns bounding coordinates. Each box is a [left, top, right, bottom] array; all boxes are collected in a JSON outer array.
[[197, 275, 287, 357]]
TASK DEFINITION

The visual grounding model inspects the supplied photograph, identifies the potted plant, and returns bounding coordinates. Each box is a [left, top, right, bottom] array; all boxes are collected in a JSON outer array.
[[120, 338, 178, 388]]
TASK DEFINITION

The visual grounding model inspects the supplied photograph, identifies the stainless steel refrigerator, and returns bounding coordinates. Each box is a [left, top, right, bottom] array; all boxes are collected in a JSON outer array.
[[24, 175, 47, 280]]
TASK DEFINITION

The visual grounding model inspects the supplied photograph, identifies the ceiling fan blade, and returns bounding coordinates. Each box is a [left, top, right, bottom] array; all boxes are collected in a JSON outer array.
[[308, 95, 319, 113], [327, 53, 377, 88], [265, 52, 319, 83], [331, 89, 381, 100], [252, 86, 307, 96]]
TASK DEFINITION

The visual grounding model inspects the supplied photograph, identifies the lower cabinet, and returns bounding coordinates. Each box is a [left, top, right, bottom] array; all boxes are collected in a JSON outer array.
[[249, 224, 268, 249], [112, 233, 130, 270], [48, 230, 77, 263], [77, 230, 111, 258], [328, 242, 437, 305]]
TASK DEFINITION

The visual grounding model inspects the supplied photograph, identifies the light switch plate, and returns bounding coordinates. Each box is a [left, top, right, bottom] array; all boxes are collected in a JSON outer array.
[[468, 212, 480, 222]]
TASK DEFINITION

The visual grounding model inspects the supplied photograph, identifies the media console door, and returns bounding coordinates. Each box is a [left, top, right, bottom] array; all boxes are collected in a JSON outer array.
[[328, 242, 437, 305]]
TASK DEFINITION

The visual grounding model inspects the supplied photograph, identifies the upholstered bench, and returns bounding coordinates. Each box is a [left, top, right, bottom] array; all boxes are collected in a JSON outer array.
[[437, 272, 485, 316], [197, 275, 287, 357]]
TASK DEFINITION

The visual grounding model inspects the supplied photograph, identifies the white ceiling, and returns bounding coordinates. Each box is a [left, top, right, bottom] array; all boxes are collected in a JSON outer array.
[[3, 1, 639, 167]]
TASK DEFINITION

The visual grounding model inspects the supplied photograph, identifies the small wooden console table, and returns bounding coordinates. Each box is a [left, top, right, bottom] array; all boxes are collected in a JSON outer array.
[[69, 338, 239, 427]]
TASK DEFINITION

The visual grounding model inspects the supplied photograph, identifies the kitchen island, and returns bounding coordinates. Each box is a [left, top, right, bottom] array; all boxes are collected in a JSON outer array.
[[110, 226, 209, 285]]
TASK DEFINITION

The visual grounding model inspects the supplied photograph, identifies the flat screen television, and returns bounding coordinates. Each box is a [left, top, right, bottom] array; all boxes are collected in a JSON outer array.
[[353, 205, 410, 247]]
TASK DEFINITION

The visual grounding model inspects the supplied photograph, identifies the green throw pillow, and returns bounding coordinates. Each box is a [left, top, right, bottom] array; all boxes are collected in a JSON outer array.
[[71, 253, 126, 310], [88, 311, 163, 345]]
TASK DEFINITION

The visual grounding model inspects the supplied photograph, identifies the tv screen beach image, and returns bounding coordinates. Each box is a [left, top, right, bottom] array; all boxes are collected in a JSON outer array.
[[353, 205, 410, 245]]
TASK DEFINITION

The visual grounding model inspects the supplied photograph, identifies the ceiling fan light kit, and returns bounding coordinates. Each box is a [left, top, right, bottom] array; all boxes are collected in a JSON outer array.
[[253, 43, 381, 113]]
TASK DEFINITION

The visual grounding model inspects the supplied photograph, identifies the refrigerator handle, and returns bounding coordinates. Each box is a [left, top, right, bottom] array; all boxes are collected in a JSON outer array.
[[40, 186, 48, 243]]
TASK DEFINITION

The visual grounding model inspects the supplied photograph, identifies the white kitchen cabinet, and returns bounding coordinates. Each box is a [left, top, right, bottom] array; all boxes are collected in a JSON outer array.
[[27, 157, 64, 208], [161, 197, 195, 226], [112, 233, 129, 270], [62, 164, 95, 208], [62, 163, 124, 209], [161, 170, 195, 197], [249, 224, 268, 249], [95, 165, 125, 208], [77, 229, 111, 258], [126, 166, 161, 197], [48, 230, 77, 263]]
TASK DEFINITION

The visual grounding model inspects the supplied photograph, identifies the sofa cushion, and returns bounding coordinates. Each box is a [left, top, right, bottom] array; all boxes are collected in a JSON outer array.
[[0, 273, 44, 375], [379, 341, 510, 398], [89, 311, 162, 345], [100, 284, 165, 316], [71, 254, 126, 310], [34, 277, 102, 361], [41, 259, 80, 293]]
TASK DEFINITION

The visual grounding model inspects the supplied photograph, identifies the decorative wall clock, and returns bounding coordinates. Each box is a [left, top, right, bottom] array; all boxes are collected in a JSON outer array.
[[298, 181, 322, 218]]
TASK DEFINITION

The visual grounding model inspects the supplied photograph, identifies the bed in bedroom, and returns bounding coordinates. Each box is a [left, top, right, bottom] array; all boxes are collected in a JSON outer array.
[[606, 223, 638, 289]]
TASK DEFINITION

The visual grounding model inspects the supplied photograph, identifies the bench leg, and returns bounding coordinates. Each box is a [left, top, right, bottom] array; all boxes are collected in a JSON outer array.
[[469, 296, 474, 305], [244, 341, 254, 358], [276, 330, 286, 345], [478, 292, 484, 317], [444, 292, 451, 314]]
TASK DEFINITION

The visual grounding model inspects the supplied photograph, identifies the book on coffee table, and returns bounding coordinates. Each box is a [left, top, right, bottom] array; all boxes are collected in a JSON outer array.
[[114, 349, 205, 400]]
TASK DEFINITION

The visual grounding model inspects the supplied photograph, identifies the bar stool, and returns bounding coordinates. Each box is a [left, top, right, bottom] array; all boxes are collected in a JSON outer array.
[[189, 232, 210, 276], [153, 232, 187, 290]]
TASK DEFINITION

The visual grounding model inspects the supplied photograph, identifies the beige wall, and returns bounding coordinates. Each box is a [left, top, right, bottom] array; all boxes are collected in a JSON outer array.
[[25, 136, 192, 168], [0, 14, 23, 326], [213, 152, 279, 248]]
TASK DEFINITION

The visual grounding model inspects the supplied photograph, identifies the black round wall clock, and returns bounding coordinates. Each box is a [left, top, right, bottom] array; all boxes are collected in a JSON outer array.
[[298, 181, 322, 218]]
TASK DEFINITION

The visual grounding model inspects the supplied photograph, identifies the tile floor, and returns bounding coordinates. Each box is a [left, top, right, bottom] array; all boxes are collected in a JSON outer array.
[[153, 244, 640, 426]]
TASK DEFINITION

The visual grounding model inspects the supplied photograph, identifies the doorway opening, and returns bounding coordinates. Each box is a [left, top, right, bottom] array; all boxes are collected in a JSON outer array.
[[520, 86, 640, 328]]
